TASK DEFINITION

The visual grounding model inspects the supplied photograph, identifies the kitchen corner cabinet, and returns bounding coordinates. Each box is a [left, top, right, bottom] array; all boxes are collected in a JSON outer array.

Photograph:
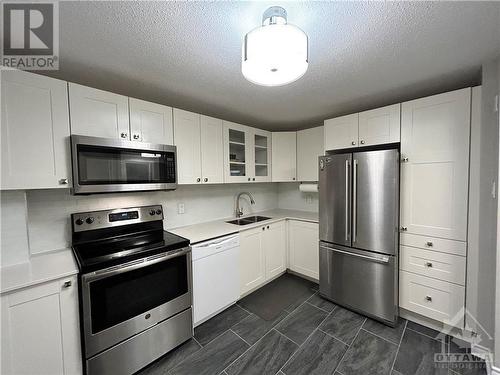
[[288, 220, 319, 280], [223, 121, 271, 183], [239, 221, 286, 296], [69, 83, 130, 139], [400, 88, 470, 241], [1, 70, 71, 190], [1, 276, 82, 375], [129, 98, 173, 144], [173, 109, 223, 184], [271, 132, 297, 182], [297, 126, 324, 182], [324, 104, 400, 151]]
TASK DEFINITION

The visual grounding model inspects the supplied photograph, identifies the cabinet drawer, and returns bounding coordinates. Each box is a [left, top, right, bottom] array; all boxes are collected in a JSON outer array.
[[399, 271, 464, 326], [400, 233, 466, 256], [400, 246, 465, 285]]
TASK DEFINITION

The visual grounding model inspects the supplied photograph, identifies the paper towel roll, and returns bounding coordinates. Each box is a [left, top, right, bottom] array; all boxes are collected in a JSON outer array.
[[299, 183, 318, 193]]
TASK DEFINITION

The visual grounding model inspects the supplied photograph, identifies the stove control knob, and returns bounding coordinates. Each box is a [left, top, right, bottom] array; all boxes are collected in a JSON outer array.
[[86, 217, 94, 224], [156, 209, 162, 215], [75, 218, 84, 226], [149, 209, 156, 216]]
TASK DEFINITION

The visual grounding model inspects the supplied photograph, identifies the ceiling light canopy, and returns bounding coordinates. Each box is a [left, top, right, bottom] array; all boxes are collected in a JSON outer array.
[[242, 6, 308, 87]]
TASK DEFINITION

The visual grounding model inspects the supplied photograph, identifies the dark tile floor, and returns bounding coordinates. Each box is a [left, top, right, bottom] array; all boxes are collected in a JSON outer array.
[[138, 274, 488, 375]]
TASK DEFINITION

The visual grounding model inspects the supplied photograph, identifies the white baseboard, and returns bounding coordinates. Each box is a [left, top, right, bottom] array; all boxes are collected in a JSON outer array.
[[491, 365, 500, 375]]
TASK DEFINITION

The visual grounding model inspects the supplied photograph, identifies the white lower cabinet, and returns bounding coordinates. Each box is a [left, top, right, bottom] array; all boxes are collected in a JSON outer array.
[[239, 221, 287, 296], [288, 220, 319, 280], [1, 276, 82, 375], [239, 226, 266, 295], [400, 271, 465, 327], [263, 221, 287, 280]]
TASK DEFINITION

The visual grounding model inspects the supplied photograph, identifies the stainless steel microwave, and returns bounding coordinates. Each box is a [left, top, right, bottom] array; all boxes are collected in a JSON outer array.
[[71, 135, 177, 194]]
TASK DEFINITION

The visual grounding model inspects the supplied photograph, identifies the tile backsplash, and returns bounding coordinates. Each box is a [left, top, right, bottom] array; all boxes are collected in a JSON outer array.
[[1, 183, 279, 266]]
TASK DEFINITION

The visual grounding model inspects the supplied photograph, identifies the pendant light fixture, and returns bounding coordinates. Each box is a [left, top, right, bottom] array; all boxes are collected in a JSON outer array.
[[242, 6, 308, 86]]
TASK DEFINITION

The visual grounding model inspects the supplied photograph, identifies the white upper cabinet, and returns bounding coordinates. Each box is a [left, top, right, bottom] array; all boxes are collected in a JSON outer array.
[[272, 132, 297, 182], [324, 113, 359, 150], [173, 110, 224, 185], [69, 83, 130, 139], [297, 126, 324, 182], [400, 88, 471, 241], [1, 70, 71, 190], [200, 115, 224, 184], [253, 129, 272, 182], [223, 121, 271, 183], [173, 109, 202, 184], [129, 98, 173, 144], [325, 104, 401, 151], [223, 121, 251, 183], [358, 104, 400, 146]]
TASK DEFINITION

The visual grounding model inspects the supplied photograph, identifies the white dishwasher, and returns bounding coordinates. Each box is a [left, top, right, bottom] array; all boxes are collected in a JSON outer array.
[[192, 234, 240, 326]]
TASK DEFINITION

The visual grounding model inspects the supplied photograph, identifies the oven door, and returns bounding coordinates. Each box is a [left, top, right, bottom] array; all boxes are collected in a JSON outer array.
[[81, 247, 192, 358], [71, 135, 177, 194]]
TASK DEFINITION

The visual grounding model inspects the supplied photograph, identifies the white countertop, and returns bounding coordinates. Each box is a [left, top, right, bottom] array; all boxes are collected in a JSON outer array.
[[169, 208, 318, 244], [1, 248, 79, 295]]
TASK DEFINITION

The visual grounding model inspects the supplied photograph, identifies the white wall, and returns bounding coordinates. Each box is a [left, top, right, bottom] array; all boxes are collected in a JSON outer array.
[[474, 58, 499, 358], [495, 58, 500, 369], [1, 183, 279, 266], [277, 183, 319, 213]]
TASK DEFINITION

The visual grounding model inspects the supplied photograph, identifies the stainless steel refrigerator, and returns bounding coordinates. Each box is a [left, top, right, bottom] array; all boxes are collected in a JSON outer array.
[[319, 148, 399, 326]]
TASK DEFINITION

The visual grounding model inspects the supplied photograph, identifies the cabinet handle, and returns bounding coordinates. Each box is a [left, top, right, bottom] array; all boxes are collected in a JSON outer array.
[[248, 178, 251, 181], [360, 140, 365, 145], [120, 132, 128, 139], [351, 141, 356, 146], [267, 225, 269, 229], [204, 178, 208, 182], [252, 178, 255, 181], [262, 227, 265, 231], [401, 157, 409, 163], [425, 295, 432, 302], [59, 178, 68, 185], [400, 226, 408, 232], [426, 241, 433, 247], [425, 262, 433, 268], [133, 134, 140, 140], [63, 280, 72, 288], [292, 177, 295, 181], [196, 178, 201, 183]]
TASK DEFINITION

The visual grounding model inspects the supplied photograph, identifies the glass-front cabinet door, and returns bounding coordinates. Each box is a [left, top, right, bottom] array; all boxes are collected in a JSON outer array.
[[223, 121, 252, 183], [253, 129, 272, 182]]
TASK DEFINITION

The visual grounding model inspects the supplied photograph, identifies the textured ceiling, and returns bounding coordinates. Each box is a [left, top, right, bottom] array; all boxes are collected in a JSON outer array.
[[43, 1, 500, 130]]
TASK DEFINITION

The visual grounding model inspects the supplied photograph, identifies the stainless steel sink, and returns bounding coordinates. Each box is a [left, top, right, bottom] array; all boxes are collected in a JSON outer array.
[[226, 216, 271, 226]]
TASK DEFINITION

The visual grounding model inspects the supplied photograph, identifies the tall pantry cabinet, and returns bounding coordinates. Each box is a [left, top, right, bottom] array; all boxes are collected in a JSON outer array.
[[399, 88, 471, 327]]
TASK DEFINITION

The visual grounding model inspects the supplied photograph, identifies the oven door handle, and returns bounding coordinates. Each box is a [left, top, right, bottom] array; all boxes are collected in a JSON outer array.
[[82, 246, 191, 283]]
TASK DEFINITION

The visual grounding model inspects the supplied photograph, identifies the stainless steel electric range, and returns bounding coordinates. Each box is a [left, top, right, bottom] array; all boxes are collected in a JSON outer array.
[[71, 205, 192, 375]]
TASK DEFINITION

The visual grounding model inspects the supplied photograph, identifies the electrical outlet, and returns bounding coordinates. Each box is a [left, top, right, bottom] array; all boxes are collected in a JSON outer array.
[[178, 203, 185, 214], [305, 195, 312, 204]]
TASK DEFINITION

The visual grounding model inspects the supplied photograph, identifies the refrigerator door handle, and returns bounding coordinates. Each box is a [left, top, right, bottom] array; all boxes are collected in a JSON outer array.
[[345, 159, 350, 241], [322, 245, 390, 264], [353, 159, 358, 243]]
